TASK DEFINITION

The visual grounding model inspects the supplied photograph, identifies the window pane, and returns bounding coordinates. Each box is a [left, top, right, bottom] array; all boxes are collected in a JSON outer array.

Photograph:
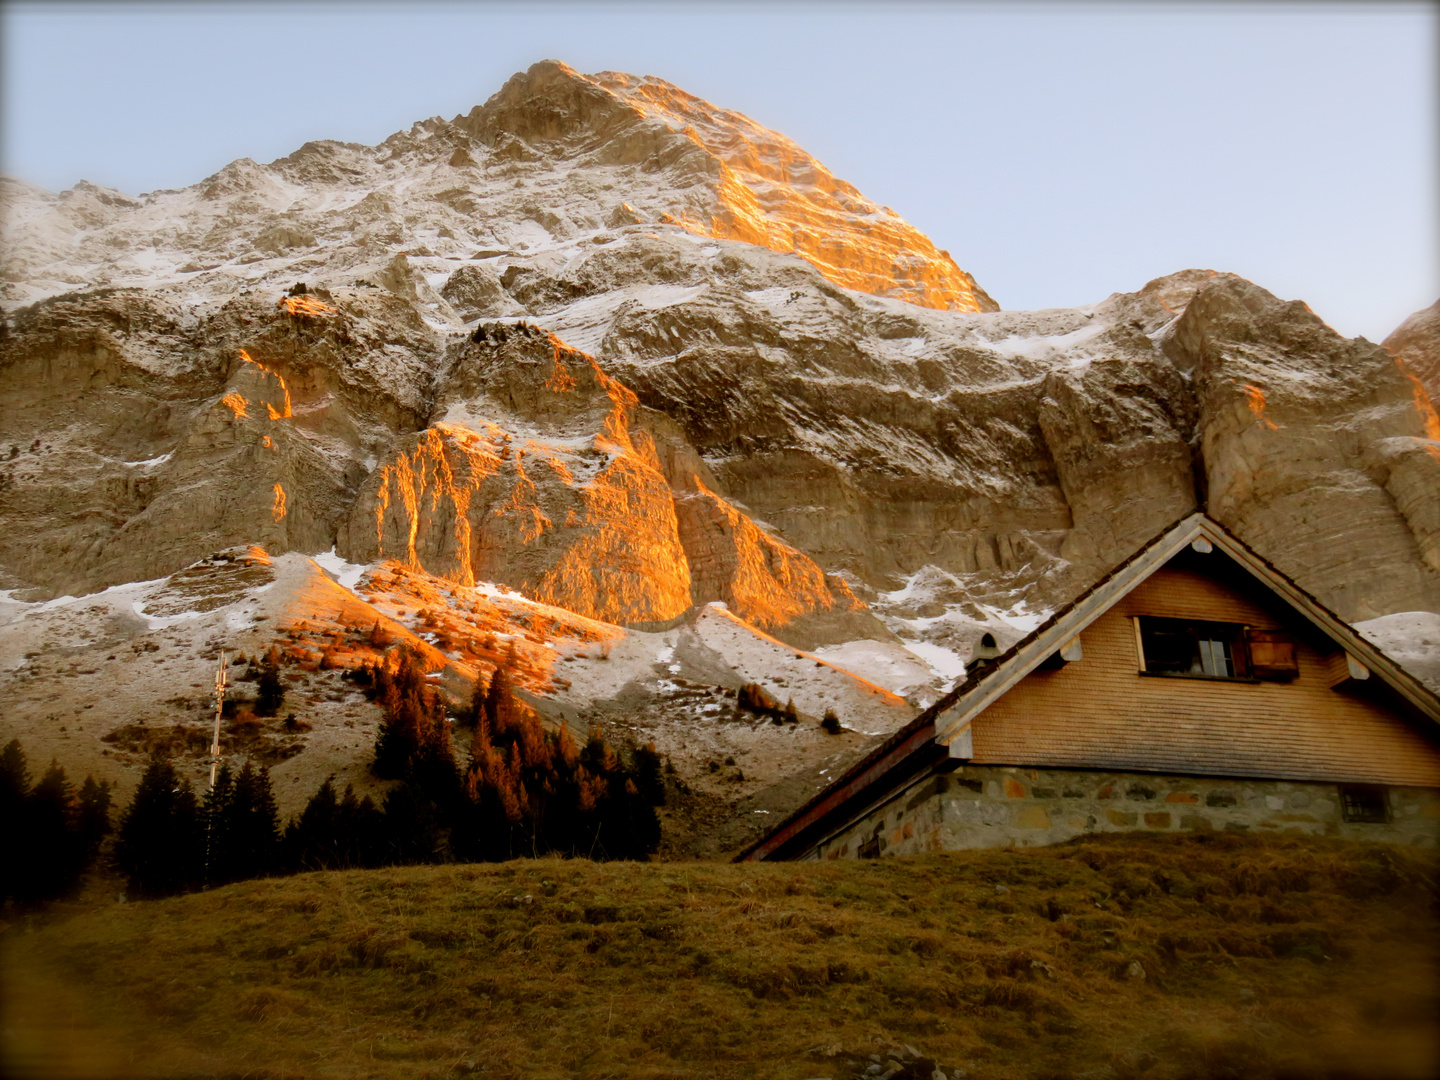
[[1200, 639, 1232, 678], [1142, 625, 1199, 673]]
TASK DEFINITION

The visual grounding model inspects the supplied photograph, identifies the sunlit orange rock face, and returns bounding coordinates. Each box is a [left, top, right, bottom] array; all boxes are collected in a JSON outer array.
[[338, 323, 864, 635], [674, 479, 866, 634], [460, 60, 996, 313]]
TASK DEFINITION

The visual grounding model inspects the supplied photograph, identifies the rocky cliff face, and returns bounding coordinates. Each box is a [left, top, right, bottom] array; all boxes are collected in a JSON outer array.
[[2, 58, 1437, 666], [1385, 298, 1440, 406]]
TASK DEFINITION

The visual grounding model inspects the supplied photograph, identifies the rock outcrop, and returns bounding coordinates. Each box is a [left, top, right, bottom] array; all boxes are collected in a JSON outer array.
[[1385, 298, 1440, 406]]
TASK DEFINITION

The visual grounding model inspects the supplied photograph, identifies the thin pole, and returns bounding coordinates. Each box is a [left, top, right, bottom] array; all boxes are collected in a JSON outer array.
[[210, 652, 227, 789]]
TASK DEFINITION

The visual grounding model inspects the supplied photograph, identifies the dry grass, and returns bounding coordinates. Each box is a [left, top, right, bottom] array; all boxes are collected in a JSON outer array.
[[3, 832, 1438, 1080]]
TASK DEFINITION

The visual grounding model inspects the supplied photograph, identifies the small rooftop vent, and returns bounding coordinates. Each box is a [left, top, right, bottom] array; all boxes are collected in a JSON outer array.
[[975, 632, 1000, 661]]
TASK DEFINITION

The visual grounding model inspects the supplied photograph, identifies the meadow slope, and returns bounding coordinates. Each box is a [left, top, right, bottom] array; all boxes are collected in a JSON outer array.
[[2, 833, 1438, 1080]]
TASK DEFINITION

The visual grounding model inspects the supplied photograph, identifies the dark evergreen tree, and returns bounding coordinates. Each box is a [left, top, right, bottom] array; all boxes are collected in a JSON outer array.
[[15, 760, 79, 902], [2, 741, 112, 904], [0, 739, 29, 901], [75, 775, 113, 857], [379, 781, 450, 865], [456, 672, 490, 729], [201, 762, 236, 883], [633, 742, 666, 806], [114, 755, 203, 896], [0, 738, 28, 807], [255, 646, 285, 716], [284, 777, 385, 871], [372, 648, 451, 780], [202, 761, 282, 884], [222, 761, 281, 882]]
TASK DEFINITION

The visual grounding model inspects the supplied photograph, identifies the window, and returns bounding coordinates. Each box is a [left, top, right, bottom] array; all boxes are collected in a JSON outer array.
[[1137, 617, 1250, 680], [1339, 784, 1389, 824]]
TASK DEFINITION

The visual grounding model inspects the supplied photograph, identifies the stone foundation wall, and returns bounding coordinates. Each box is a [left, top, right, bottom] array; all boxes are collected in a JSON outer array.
[[811, 765, 1440, 860]]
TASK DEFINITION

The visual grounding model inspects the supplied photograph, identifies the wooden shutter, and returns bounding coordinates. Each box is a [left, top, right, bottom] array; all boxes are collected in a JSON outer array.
[[1245, 628, 1298, 680]]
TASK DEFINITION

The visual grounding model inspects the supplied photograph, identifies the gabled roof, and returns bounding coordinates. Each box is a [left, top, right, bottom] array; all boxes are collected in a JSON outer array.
[[737, 512, 1440, 861]]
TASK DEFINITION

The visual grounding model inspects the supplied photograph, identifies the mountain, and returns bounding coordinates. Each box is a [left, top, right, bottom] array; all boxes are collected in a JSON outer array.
[[2, 60, 1437, 849]]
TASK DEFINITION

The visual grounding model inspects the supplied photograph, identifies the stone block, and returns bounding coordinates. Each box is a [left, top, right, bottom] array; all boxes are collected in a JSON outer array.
[[1143, 811, 1172, 829], [1106, 809, 1138, 827], [1016, 806, 1051, 829], [1165, 792, 1199, 803], [1125, 784, 1158, 801], [1032, 787, 1057, 799], [1004, 776, 1027, 798], [1062, 788, 1087, 799], [1179, 814, 1212, 831], [1206, 791, 1238, 808], [1097, 784, 1116, 800]]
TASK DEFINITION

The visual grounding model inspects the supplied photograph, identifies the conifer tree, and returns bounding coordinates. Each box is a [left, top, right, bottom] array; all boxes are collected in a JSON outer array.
[[114, 755, 203, 896], [1, 741, 112, 903], [75, 776, 113, 858], [202, 762, 236, 883], [0, 738, 28, 808], [633, 743, 665, 806], [0, 739, 29, 901], [380, 780, 450, 865], [255, 646, 285, 716], [16, 760, 79, 902], [372, 649, 432, 778], [283, 776, 341, 870], [224, 761, 281, 882], [456, 672, 489, 729], [284, 778, 387, 871]]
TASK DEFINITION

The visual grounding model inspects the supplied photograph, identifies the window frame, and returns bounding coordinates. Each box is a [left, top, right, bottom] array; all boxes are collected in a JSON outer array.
[[1134, 615, 1260, 684], [1338, 784, 1390, 824]]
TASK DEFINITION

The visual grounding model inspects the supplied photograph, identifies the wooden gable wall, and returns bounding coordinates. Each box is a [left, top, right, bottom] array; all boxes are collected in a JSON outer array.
[[970, 556, 1440, 787]]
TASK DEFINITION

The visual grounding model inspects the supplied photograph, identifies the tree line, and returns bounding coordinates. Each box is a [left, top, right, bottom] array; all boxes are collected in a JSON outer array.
[[1, 740, 112, 904], [4, 648, 664, 904]]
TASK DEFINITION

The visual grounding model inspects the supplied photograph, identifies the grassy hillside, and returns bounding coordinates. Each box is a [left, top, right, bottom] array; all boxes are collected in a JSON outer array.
[[3, 833, 1438, 1080]]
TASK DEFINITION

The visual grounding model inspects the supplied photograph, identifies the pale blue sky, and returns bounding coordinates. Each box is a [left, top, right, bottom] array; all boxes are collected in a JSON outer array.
[[3, 2, 1435, 340]]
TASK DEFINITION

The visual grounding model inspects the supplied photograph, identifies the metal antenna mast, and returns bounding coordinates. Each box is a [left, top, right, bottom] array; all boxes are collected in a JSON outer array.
[[209, 651, 228, 789]]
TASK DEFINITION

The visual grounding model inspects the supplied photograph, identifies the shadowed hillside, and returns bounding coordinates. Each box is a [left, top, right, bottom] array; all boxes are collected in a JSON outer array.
[[3, 833, 1438, 1079]]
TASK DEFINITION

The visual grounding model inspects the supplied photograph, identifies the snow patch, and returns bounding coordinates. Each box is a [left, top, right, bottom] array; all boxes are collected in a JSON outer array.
[[313, 548, 370, 591], [1355, 611, 1440, 694], [902, 641, 968, 682], [125, 451, 173, 467], [809, 639, 939, 695]]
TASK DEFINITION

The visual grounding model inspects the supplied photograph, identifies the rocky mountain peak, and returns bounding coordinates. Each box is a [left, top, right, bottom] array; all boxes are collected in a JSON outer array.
[[455, 60, 997, 312]]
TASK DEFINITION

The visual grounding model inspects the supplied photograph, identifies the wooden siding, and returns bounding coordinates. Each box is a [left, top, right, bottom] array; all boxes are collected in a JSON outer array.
[[971, 566, 1440, 786]]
